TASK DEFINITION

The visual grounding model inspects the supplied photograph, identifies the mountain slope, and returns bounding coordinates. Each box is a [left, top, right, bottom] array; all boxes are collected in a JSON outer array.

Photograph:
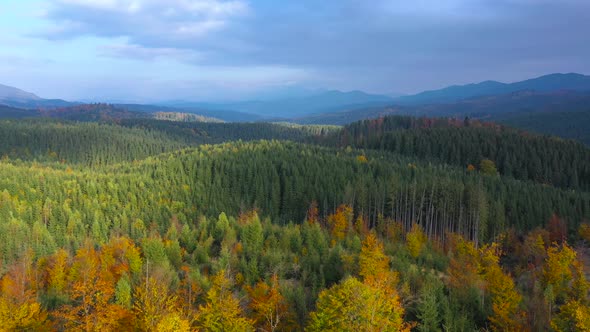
[[296, 90, 590, 142], [0, 119, 189, 165], [395, 73, 590, 105], [330, 115, 590, 190], [498, 110, 590, 145], [0, 83, 41, 101], [0, 83, 74, 108]]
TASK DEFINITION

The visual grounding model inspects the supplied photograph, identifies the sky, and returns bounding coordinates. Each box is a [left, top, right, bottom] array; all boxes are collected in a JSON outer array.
[[0, 0, 589, 102]]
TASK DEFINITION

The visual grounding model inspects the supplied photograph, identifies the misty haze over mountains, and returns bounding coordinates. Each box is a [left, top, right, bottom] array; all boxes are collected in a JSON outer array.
[[1, 72, 590, 123], [3, 71, 589, 145]]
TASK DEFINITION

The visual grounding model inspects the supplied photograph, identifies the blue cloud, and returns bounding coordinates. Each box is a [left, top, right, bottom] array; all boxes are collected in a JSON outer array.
[[8, 0, 590, 98]]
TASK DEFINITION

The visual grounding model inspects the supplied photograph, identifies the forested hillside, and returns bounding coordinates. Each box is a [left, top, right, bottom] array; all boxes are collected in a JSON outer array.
[[334, 116, 590, 190], [119, 119, 338, 145], [0, 117, 589, 330], [498, 110, 590, 145], [0, 104, 38, 119], [0, 139, 586, 257], [0, 120, 189, 165], [0, 119, 337, 165], [295, 90, 590, 149], [153, 112, 223, 123]]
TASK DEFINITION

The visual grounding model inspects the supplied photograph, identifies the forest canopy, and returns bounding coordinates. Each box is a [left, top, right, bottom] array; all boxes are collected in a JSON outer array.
[[0, 116, 588, 330]]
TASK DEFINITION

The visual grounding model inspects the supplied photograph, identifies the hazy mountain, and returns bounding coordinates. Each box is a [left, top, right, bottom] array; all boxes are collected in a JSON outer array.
[[3, 73, 590, 123], [0, 83, 41, 101], [162, 90, 393, 118], [395, 73, 590, 105], [295, 90, 590, 125], [0, 83, 74, 108], [245, 85, 327, 100]]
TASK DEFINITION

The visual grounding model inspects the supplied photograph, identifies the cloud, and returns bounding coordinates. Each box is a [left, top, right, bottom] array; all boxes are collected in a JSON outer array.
[[98, 41, 202, 61], [36, 0, 590, 95], [43, 0, 248, 46]]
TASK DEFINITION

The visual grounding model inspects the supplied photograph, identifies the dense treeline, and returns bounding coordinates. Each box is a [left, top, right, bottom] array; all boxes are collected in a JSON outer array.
[[498, 110, 590, 146], [0, 119, 189, 166], [0, 119, 338, 166], [0, 140, 588, 267], [335, 116, 590, 190], [0, 104, 38, 119], [153, 111, 223, 123], [41, 103, 146, 122], [120, 118, 338, 144]]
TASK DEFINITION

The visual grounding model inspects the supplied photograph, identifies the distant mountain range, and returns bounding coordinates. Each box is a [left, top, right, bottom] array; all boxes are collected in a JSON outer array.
[[1, 72, 590, 127], [0, 83, 394, 120], [295, 89, 590, 124], [394, 73, 590, 105], [0, 84, 74, 109], [0, 83, 40, 101], [160, 90, 394, 118]]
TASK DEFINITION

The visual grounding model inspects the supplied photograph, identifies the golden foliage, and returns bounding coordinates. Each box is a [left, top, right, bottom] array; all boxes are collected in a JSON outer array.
[[57, 242, 130, 331], [543, 243, 577, 301], [0, 297, 49, 331], [406, 223, 427, 259], [359, 232, 390, 284], [308, 277, 411, 332], [133, 277, 181, 331], [480, 244, 526, 331], [327, 204, 353, 243], [196, 270, 254, 332], [552, 300, 590, 332], [246, 274, 295, 332]]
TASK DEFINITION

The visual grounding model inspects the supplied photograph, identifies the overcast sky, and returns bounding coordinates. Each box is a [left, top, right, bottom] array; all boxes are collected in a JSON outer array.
[[1, 0, 589, 102]]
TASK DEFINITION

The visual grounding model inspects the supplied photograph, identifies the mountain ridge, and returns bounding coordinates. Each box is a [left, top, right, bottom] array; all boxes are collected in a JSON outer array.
[[2, 72, 590, 121], [394, 72, 590, 105]]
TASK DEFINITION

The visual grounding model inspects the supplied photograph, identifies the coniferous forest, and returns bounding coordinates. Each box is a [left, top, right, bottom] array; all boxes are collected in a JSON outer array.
[[0, 114, 588, 331]]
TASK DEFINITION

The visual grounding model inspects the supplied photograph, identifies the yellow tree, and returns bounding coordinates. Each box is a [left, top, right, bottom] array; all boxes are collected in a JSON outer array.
[[196, 270, 254, 332], [47, 249, 69, 296], [307, 277, 410, 332], [327, 204, 353, 243], [480, 244, 526, 331], [479, 159, 498, 176], [543, 243, 590, 329], [246, 274, 295, 331], [543, 243, 577, 302], [58, 242, 128, 331], [359, 232, 389, 284], [579, 222, 590, 243], [406, 223, 426, 259], [155, 313, 192, 332], [133, 276, 186, 331], [0, 297, 49, 331], [101, 236, 143, 278], [0, 253, 50, 331], [446, 234, 480, 295], [551, 300, 590, 332]]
